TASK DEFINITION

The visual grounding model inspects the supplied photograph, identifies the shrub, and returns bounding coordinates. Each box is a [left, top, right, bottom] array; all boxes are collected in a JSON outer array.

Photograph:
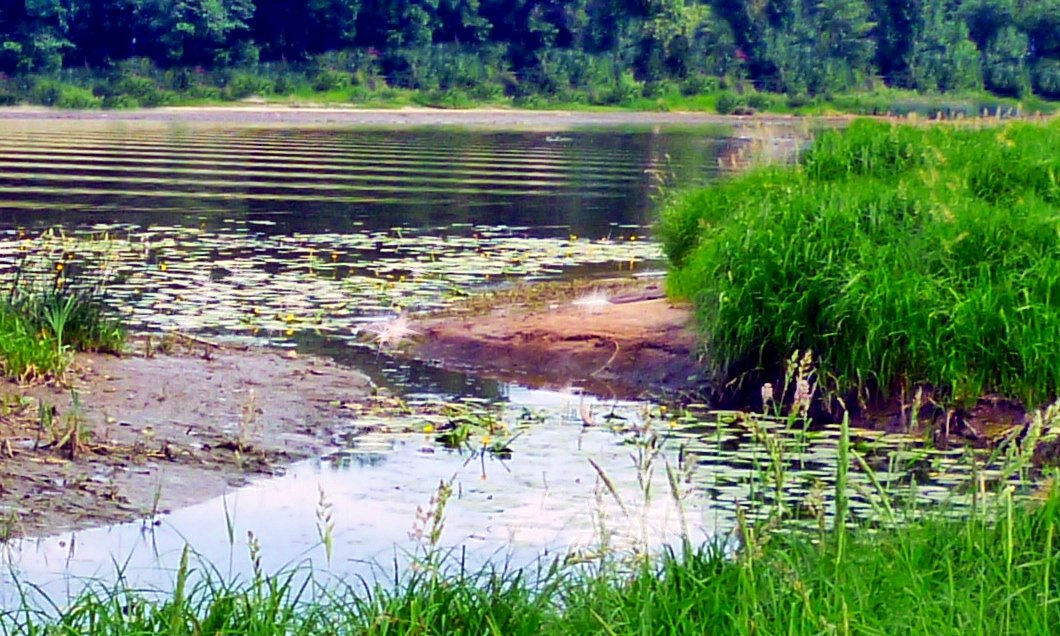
[[714, 91, 742, 115], [111, 75, 174, 107], [226, 72, 274, 99], [1033, 58, 1060, 98], [680, 75, 719, 96], [311, 68, 350, 92]]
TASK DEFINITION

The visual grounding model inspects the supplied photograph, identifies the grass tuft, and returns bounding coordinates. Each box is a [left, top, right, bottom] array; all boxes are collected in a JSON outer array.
[[0, 230, 125, 380]]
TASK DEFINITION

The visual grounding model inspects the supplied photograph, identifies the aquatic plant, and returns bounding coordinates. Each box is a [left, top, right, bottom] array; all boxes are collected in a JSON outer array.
[[0, 229, 126, 379], [5, 402, 1060, 635], [662, 118, 1060, 408]]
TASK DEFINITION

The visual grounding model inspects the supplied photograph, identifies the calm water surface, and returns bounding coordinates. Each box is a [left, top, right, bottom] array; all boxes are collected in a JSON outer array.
[[1, 121, 1006, 604]]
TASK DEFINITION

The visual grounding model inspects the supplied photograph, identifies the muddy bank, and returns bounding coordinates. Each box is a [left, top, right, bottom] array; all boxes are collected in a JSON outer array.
[[0, 339, 377, 539], [0, 105, 835, 128], [409, 278, 701, 399]]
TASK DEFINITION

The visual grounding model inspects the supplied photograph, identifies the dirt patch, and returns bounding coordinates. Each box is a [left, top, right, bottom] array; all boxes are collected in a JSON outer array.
[[408, 278, 702, 399], [0, 338, 377, 539]]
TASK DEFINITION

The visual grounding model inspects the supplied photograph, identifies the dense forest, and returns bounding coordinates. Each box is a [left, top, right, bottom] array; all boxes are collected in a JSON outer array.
[[0, 0, 1057, 107]]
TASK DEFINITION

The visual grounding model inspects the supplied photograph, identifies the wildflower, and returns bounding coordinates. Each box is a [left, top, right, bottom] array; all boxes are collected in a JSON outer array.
[[55, 262, 64, 272], [760, 383, 775, 410], [423, 424, 435, 434], [481, 435, 492, 447], [792, 378, 812, 416]]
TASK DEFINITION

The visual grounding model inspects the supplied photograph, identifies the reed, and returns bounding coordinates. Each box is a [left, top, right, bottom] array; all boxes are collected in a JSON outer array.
[[4, 483, 1059, 635]]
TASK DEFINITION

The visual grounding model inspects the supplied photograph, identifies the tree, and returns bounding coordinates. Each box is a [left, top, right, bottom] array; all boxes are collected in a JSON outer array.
[[148, 0, 255, 65], [983, 24, 1030, 96], [252, 0, 362, 60], [908, 0, 981, 91]]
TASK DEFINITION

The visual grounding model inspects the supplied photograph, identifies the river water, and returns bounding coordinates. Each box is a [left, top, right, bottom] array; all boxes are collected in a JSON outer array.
[[0, 119, 1008, 605]]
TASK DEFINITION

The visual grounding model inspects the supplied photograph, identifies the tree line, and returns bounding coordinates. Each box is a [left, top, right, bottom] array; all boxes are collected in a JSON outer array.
[[1, 0, 1057, 100]]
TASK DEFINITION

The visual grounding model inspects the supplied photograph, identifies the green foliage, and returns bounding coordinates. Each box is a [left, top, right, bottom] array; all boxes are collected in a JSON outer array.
[[5, 485, 1060, 634], [225, 71, 274, 98], [30, 79, 101, 109], [985, 25, 1032, 96], [0, 0, 1057, 104], [1034, 57, 1060, 97], [662, 119, 1060, 406], [0, 232, 125, 379], [713, 90, 742, 115]]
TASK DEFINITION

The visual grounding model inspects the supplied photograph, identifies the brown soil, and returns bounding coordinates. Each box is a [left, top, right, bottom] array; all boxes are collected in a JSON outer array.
[[406, 280, 1049, 452], [409, 278, 701, 399], [0, 337, 377, 539]]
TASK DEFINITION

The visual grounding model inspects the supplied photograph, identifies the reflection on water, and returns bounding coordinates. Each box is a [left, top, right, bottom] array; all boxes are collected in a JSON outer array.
[[1, 382, 1033, 608], [1, 388, 694, 605], [0, 121, 831, 600], [0, 122, 761, 342], [0, 123, 733, 236]]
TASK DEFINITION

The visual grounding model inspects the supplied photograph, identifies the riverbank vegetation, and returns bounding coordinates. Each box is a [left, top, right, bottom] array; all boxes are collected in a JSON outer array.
[[0, 233, 124, 380], [0, 1, 1057, 113], [661, 118, 1060, 410], [5, 415, 1060, 635]]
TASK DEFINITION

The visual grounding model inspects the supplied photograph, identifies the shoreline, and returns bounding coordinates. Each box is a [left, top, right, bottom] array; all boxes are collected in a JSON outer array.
[[0, 104, 846, 128]]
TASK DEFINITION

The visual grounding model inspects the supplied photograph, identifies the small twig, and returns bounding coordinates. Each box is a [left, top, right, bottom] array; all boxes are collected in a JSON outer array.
[[589, 339, 622, 377], [170, 332, 225, 349]]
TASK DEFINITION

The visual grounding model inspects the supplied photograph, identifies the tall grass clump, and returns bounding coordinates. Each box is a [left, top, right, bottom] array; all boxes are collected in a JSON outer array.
[[0, 231, 125, 380], [661, 118, 1060, 407]]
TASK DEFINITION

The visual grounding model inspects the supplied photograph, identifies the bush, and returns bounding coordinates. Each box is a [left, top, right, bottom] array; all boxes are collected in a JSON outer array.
[[102, 94, 139, 109], [680, 75, 719, 96], [225, 72, 274, 99], [110, 75, 174, 107], [311, 68, 350, 92], [662, 119, 1060, 406], [714, 91, 742, 114], [34, 81, 102, 109], [1033, 58, 1060, 98]]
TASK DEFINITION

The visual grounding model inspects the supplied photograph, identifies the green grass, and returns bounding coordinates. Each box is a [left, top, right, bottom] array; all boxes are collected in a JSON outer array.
[[661, 118, 1060, 407], [0, 235, 125, 380], [5, 481, 1060, 634], [4, 64, 1058, 116]]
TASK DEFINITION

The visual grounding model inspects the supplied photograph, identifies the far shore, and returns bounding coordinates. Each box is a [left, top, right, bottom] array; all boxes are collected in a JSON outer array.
[[0, 104, 852, 128]]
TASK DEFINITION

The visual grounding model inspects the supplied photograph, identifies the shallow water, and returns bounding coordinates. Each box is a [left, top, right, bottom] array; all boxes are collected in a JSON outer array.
[[0, 121, 779, 340], [2, 119, 1017, 604]]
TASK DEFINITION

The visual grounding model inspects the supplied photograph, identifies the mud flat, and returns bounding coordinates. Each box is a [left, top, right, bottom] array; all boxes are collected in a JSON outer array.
[[410, 278, 700, 399], [0, 340, 373, 538]]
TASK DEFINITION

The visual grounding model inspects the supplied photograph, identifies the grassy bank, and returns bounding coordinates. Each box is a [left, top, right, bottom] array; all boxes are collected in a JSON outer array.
[[0, 231, 124, 380], [4, 426, 1059, 635], [661, 118, 1060, 408], [1, 62, 1056, 117]]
